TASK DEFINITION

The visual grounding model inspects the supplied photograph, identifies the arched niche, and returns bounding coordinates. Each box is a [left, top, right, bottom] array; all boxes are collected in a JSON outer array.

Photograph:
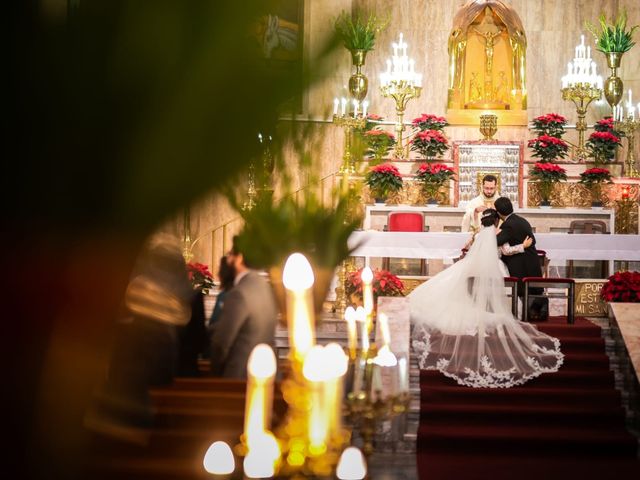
[[447, 1, 527, 125]]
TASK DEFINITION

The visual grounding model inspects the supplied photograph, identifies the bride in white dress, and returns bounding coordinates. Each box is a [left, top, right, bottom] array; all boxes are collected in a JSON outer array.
[[410, 209, 564, 388]]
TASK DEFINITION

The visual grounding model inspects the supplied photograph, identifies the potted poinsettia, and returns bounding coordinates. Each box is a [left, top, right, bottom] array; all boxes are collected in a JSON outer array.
[[601, 271, 640, 303], [410, 130, 449, 160], [529, 162, 567, 207], [531, 113, 567, 138], [364, 163, 403, 203], [415, 162, 456, 206], [412, 113, 448, 132], [527, 134, 569, 163], [363, 129, 396, 165], [586, 130, 622, 166], [579, 167, 613, 207], [187, 262, 215, 294], [346, 267, 404, 308]]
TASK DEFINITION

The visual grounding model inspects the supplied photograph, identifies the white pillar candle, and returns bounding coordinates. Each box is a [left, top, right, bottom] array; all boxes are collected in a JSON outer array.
[[333, 98, 339, 115], [355, 306, 369, 354], [323, 343, 349, 439], [398, 356, 409, 392], [303, 346, 329, 455], [337, 447, 367, 480], [344, 306, 357, 359], [243, 344, 277, 449], [340, 97, 347, 116], [361, 267, 374, 334], [362, 100, 369, 118], [282, 253, 315, 362]]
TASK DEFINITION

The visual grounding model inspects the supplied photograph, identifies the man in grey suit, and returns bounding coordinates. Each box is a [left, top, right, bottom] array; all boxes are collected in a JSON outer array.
[[209, 239, 278, 378]]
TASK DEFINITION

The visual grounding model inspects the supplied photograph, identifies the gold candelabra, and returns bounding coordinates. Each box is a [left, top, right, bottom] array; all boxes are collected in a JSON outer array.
[[333, 114, 366, 175], [614, 116, 640, 178], [181, 207, 194, 262], [242, 159, 257, 211], [479, 113, 498, 140], [561, 83, 602, 155], [380, 80, 422, 159], [344, 346, 410, 457]]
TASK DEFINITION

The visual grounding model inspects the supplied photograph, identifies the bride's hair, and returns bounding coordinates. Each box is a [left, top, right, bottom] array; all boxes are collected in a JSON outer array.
[[480, 208, 499, 227]]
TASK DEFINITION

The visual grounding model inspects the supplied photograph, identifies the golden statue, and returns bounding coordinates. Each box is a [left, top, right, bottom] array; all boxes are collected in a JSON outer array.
[[447, 1, 527, 126]]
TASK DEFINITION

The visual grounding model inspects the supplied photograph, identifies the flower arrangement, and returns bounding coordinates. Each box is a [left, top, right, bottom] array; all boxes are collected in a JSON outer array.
[[412, 113, 448, 132], [415, 163, 456, 204], [579, 167, 613, 206], [364, 163, 403, 201], [531, 113, 567, 138], [410, 130, 450, 159], [346, 268, 405, 304], [527, 135, 569, 163], [334, 10, 389, 52], [586, 130, 622, 164], [363, 129, 396, 164], [529, 162, 567, 205], [586, 9, 639, 54], [187, 262, 215, 293], [601, 271, 640, 303]]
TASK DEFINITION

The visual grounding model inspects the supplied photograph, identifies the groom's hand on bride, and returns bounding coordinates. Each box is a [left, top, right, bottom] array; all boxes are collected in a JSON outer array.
[[523, 236, 533, 248]]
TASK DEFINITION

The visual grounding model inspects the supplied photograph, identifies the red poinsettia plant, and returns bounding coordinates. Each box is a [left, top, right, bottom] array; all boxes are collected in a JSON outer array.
[[416, 163, 456, 202], [531, 113, 567, 138], [187, 262, 215, 292], [601, 271, 640, 303], [365, 163, 403, 200], [529, 162, 567, 203], [410, 129, 450, 159], [579, 167, 613, 186], [527, 134, 569, 162], [363, 129, 396, 164], [346, 268, 405, 303], [586, 131, 622, 164], [593, 116, 624, 137], [412, 113, 448, 132]]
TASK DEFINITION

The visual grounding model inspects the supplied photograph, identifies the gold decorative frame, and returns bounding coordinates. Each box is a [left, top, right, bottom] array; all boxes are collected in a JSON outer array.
[[475, 171, 501, 196]]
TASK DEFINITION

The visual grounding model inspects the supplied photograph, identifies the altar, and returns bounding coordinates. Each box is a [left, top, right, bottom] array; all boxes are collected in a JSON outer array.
[[364, 204, 616, 234]]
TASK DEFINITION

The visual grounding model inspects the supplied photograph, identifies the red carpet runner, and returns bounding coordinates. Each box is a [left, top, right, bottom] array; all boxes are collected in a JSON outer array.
[[417, 317, 640, 479]]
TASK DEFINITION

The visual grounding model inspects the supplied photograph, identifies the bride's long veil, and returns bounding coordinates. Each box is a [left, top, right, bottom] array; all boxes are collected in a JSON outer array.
[[410, 226, 563, 388]]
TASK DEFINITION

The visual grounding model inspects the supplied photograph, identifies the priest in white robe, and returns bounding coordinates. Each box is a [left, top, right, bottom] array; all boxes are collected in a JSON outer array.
[[461, 174, 500, 232]]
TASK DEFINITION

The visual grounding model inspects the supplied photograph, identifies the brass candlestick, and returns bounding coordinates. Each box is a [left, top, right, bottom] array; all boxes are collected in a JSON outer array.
[[333, 114, 366, 175], [182, 207, 194, 262], [241, 159, 257, 211], [380, 80, 422, 159], [561, 83, 602, 153], [614, 116, 640, 178], [479, 113, 498, 140]]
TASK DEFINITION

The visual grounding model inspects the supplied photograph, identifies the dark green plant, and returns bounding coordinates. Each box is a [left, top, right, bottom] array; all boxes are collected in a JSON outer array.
[[586, 10, 639, 53], [364, 163, 403, 199], [334, 10, 389, 51]]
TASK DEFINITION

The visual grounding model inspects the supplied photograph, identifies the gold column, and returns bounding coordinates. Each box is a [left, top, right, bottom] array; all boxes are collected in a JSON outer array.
[[561, 83, 602, 155]]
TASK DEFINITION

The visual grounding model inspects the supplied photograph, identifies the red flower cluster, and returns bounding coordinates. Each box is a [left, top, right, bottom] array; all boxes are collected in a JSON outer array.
[[527, 135, 568, 149], [413, 130, 448, 144], [533, 113, 567, 124], [370, 163, 402, 177], [418, 163, 455, 175], [364, 129, 395, 139], [532, 162, 567, 174], [589, 131, 620, 143], [367, 113, 383, 121], [595, 117, 615, 130], [412, 113, 447, 126], [601, 271, 640, 303], [187, 262, 215, 291], [346, 268, 405, 299], [583, 168, 611, 176]]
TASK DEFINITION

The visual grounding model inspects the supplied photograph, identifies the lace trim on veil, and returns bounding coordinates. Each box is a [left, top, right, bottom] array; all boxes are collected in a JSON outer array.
[[412, 325, 564, 389]]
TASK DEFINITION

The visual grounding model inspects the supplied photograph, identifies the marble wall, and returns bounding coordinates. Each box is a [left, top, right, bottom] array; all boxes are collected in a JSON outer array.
[[183, 0, 640, 269]]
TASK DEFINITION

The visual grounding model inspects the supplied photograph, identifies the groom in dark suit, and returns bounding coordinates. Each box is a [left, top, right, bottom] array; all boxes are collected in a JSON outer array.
[[494, 197, 546, 319]]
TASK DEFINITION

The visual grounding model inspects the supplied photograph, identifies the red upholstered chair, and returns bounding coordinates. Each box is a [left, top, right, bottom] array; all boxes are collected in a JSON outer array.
[[382, 212, 427, 275]]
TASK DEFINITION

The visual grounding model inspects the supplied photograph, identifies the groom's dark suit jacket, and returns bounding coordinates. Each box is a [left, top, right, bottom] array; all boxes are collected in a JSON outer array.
[[496, 213, 542, 279]]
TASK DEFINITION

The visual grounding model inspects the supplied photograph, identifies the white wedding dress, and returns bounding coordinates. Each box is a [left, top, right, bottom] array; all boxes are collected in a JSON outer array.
[[410, 225, 564, 388]]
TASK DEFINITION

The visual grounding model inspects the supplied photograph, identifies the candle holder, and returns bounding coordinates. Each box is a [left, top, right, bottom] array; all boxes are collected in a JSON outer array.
[[379, 33, 423, 160], [614, 116, 640, 178], [181, 207, 194, 262], [242, 159, 258, 211], [615, 197, 637, 234], [561, 83, 602, 153], [479, 113, 498, 140], [380, 80, 422, 159], [344, 347, 410, 457], [333, 114, 367, 176]]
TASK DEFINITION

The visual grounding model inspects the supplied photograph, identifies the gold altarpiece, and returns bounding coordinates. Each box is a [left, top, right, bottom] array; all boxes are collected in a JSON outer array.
[[447, 1, 527, 125]]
